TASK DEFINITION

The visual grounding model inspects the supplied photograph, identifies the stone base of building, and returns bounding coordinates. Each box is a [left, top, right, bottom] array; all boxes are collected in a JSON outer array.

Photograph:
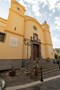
[[0, 58, 55, 71], [0, 59, 22, 70], [0, 59, 40, 70]]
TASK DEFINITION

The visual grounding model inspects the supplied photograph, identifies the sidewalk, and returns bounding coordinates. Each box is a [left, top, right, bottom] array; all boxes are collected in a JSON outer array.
[[23, 77, 60, 90], [1, 68, 60, 90], [20, 77, 60, 90], [5, 75, 60, 90], [1, 69, 40, 88]]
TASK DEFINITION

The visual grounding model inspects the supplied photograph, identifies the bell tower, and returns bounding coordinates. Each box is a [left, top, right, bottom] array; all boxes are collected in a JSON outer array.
[[11, 0, 16, 2], [5, 0, 26, 36], [42, 21, 54, 59]]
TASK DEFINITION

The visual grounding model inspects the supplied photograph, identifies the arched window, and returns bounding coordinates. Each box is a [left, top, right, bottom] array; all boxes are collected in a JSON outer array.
[[33, 33, 38, 41]]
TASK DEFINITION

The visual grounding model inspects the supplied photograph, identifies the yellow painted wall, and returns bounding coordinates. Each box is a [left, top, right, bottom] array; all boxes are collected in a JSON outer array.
[[24, 16, 44, 43], [41, 44, 46, 59], [6, 9, 25, 36], [23, 43, 31, 59], [0, 18, 7, 24], [0, 0, 24, 59], [0, 0, 54, 60], [45, 45, 54, 59], [24, 16, 47, 59], [42, 22, 54, 59], [11, 0, 25, 16], [45, 31, 52, 45], [0, 32, 23, 59], [0, 18, 7, 32]]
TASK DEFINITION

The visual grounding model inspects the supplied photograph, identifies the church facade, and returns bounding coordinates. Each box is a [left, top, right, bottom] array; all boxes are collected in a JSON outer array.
[[0, 0, 54, 69]]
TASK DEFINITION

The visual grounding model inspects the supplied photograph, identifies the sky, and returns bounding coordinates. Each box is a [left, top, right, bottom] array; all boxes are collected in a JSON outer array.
[[0, 0, 60, 48]]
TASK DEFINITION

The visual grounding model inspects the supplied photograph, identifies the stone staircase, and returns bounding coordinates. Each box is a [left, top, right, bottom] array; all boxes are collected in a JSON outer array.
[[24, 59, 60, 79], [40, 61, 60, 79]]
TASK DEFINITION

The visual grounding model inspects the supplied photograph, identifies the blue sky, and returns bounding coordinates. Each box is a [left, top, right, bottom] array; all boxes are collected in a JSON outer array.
[[0, 0, 60, 48]]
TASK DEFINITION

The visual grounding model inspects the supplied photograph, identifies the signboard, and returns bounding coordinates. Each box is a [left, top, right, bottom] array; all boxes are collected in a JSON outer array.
[[10, 37, 18, 47]]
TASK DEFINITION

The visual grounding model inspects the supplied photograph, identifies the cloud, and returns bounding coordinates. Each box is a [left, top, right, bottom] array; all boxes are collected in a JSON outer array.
[[23, 0, 40, 4], [19, 0, 60, 18], [52, 37, 60, 48], [51, 29, 60, 48], [25, 0, 44, 17], [19, 0, 25, 6], [46, 0, 60, 12], [18, 0, 42, 17], [32, 4, 42, 17], [23, 0, 60, 11], [49, 13, 53, 17], [55, 17, 60, 30], [4, 0, 11, 2], [56, 2, 60, 11], [3, 0, 60, 12]]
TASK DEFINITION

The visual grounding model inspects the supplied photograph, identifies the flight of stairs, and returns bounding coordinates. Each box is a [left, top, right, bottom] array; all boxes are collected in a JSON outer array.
[[24, 59, 60, 79], [39, 60, 60, 79]]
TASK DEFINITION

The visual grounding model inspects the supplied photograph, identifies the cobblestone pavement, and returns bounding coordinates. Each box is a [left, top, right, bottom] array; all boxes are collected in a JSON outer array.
[[19, 78, 60, 90], [1, 69, 60, 90], [1, 69, 39, 88]]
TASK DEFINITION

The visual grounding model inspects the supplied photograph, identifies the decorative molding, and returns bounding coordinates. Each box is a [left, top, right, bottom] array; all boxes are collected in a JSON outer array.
[[5, 29, 24, 37], [10, 8, 25, 18]]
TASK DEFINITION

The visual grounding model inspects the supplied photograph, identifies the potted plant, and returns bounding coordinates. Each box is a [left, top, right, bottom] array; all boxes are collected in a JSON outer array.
[[9, 66, 16, 77]]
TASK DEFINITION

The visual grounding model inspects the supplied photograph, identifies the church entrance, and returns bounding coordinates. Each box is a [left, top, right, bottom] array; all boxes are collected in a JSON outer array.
[[33, 44, 40, 60], [30, 33, 41, 60]]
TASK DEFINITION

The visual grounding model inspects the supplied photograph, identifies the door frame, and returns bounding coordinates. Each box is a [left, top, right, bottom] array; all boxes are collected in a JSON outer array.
[[31, 41, 41, 60]]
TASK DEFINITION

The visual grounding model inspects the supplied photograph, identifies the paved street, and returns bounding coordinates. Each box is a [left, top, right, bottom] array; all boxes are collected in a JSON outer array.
[[18, 77, 60, 90]]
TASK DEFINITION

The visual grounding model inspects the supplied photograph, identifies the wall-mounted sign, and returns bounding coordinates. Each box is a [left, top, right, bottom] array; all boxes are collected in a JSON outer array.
[[10, 37, 18, 47]]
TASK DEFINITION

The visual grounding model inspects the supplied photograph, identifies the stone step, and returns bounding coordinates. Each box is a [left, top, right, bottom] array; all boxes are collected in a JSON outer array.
[[43, 70, 60, 79], [42, 68, 59, 74], [38, 67, 59, 76], [42, 65, 58, 69], [42, 66, 59, 72], [25, 59, 60, 79], [28, 64, 59, 73], [41, 63, 58, 68], [37, 69, 60, 79]]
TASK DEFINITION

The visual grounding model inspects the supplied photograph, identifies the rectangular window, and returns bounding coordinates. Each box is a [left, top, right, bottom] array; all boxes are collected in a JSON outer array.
[[0, 32, 6, 43]]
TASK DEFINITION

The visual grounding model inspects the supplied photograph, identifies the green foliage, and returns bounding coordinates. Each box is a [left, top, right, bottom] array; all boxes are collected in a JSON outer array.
[[56, 50, 60, 53], [54, 54, 58, 59]]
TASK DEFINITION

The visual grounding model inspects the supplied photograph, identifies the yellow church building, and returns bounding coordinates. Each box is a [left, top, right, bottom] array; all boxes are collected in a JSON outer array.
[[0, 0, 54, 69]]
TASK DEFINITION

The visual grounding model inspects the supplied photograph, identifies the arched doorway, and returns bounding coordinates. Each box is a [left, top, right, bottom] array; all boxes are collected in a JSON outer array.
[[30, 33, 41, 60]]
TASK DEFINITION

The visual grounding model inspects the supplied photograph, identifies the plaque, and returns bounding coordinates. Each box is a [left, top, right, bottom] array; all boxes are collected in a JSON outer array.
[[10, 37, 18, 47]]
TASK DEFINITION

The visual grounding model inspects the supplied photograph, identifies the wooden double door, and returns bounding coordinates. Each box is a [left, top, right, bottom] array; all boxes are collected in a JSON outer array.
[[33, 44, 40, 60]]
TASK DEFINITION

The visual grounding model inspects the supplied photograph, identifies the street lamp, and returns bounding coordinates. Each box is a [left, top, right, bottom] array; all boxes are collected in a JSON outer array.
[[23, 38, 31, 70], [38, 40, 43, 82], [40, 56, 43, 82]]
